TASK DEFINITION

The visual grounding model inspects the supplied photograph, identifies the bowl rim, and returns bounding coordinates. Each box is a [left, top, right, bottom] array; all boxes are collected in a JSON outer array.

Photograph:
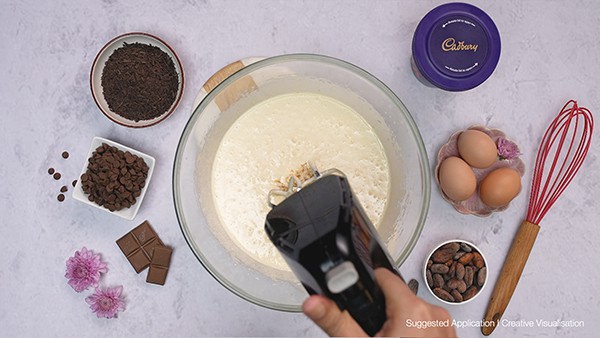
[[72, 136, 155, 220], [172, 53, 431, 311], [89, 31, 185, 128], [423, 239, 488, 305]]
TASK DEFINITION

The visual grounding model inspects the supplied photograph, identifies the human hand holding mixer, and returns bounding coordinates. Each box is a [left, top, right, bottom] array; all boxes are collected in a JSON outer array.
[[303, 267, 455, 337]]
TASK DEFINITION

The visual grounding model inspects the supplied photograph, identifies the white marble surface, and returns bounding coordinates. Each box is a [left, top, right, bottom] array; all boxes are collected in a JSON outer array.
[[2, 0, 599, 337]]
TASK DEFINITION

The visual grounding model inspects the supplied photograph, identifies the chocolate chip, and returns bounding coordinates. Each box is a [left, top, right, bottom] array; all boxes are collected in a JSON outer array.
[[62, 151, 69, 159], [408, 279, 419, 295], [53, 172, 61, 180], [80, 142, 149, 212], [60, 186, 68, 193], [57, 194, 65, 202], [72, 180, 77, 187], [48, 168, 55, 175]]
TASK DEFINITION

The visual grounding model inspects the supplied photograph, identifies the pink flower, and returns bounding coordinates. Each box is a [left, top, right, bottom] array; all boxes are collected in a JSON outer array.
[[497, 137, 521, 160], [65, 247, 108, 292], [85, 286, 126, 319]]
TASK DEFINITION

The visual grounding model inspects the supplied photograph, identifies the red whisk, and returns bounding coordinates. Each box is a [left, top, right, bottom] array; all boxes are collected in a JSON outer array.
[[482, 100, 594, 336]]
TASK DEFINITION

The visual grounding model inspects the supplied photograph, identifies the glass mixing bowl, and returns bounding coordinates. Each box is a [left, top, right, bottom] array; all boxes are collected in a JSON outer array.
[[173, 54, 430, 311]]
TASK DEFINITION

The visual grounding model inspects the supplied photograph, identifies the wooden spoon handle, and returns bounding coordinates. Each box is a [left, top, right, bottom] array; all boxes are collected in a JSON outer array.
[[482, 220, 540, 336]]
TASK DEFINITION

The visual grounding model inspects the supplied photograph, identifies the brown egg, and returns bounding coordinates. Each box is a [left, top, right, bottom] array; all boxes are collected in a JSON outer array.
[[479, 167, 522, 208], [457, 130, 498, 169], [438, 156, 477, 202]]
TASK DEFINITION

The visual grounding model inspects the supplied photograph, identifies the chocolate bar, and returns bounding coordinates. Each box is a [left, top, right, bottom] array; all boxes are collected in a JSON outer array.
[[116, 221, 164, 273], [146, 246, 172, 285]]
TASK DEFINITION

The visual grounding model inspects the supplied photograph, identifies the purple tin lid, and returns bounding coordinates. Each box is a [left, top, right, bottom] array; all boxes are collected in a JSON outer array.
[[412, 2, 501, 91]]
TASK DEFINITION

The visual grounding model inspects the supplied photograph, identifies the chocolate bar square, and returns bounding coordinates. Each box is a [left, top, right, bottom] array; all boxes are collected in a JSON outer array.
[[132, 221, 158, 245], [127, 248, 151, 273], [116, 221, 163, 273], [146, 246, 172, 285], [116, 233, 139, 256]]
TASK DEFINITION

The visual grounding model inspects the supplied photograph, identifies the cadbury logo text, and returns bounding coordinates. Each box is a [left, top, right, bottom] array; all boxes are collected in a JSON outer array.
[[442, 38, 478, 52]]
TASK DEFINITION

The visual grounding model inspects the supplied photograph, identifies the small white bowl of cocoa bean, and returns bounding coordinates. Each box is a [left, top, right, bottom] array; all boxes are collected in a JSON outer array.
[[423, 240, 488, 305]]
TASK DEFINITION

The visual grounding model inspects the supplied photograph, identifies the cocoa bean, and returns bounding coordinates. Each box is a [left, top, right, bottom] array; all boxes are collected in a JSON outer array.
[[426, 270, 433, 288], [465, 266, 474, 287], [453, 251, 466, 260], [451, 289, 463, 302], [460, 243, 472, 252], [433, 288, 454, 302], [463, 285, 479, 301], [441, 242, 460, 253], [458, 252, 474, 265], [457, 279, 467, 293], [430, 264, 449, 274], [448, 261, 457, 279], [432, 248, 455, 263], [473, 252, 485, 269], [442, 284, 453, 293], [433, 274, 444, 288], [446, 278, 461, 289], [427, 259, 433, 269], [456, 263, 465, 280], [408, 279, 419, 295], [444, 259, 453, 267], [477, 267, 487, 287]]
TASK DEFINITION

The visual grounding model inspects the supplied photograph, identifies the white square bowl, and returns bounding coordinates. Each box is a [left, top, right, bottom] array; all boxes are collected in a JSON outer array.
[[72, 136, 155, 220]]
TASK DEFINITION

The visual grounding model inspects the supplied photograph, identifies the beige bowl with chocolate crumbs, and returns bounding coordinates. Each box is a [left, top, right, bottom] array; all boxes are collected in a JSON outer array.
[[72, 137, 155, 220], [423, 239, 488, 305]]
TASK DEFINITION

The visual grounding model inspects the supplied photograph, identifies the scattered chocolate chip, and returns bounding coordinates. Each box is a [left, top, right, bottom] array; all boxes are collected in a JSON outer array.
[[408, 279, 419, 295], [48, 168, 55, 175], [60, 186, 68, 193], [62, 151, 69, 159], [72, 180, 77, 187], [57, 194, 65, 202], [53, 172, 61, 180]]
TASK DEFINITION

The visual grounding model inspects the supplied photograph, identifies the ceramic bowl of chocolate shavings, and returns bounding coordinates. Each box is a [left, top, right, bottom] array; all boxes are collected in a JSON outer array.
[[90, 32, 184, 128], [72, 136, 155, 220]]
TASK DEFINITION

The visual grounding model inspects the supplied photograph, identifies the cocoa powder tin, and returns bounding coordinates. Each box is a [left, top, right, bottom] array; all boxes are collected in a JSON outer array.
[[411, 2, 501, 91]]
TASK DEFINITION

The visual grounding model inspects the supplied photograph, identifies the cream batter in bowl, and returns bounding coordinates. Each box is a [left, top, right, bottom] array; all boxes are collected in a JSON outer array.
[[173, 54, 430, 311]]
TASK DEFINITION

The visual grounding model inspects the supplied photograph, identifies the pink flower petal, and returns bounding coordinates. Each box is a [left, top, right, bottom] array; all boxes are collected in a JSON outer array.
[[65, 247, 108, 292], [85, 286, 126, 319], [497, 137, 521, 160]]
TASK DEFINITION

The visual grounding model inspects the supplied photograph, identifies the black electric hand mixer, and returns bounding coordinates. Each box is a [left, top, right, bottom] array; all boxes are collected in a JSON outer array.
[[264, 165, 398, 336]]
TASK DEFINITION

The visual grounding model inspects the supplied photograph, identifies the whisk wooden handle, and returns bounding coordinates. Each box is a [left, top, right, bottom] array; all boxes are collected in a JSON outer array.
[[482, 220, 540, 336]]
